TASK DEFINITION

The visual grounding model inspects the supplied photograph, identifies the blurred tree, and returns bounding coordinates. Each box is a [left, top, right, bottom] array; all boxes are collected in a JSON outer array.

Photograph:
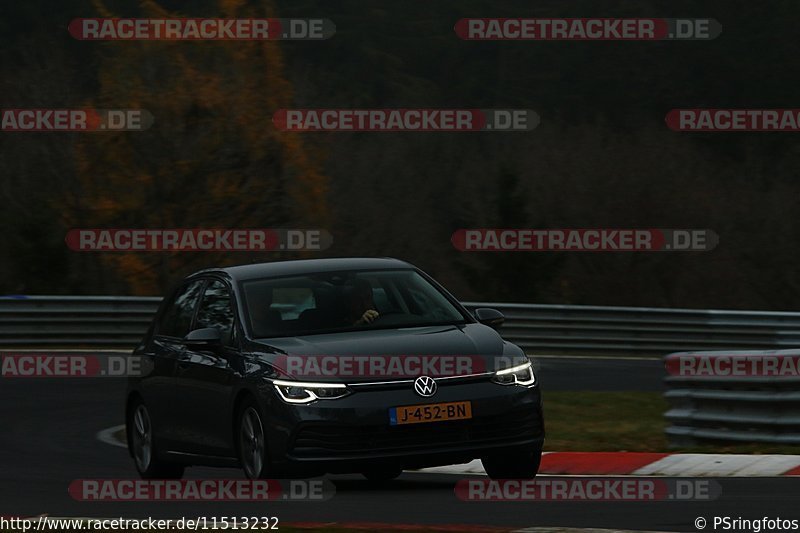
[[66, 0, 328, 294], [4, 0, 800, 309]]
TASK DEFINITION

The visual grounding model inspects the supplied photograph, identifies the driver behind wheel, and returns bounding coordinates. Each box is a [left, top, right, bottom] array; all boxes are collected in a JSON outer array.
[[345, 278, 379, 326]]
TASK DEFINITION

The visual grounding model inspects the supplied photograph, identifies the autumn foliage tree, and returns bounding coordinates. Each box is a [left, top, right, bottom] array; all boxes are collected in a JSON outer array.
[[66, 0, 328, 294]]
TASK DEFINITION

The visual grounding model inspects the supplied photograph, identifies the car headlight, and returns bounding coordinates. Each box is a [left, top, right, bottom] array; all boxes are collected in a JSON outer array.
[[492, 361, 536, 386], [271, 379, 351, 404]]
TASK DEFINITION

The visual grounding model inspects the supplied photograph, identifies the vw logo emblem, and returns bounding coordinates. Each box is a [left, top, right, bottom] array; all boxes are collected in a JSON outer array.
[[413, 376, 437, 397]]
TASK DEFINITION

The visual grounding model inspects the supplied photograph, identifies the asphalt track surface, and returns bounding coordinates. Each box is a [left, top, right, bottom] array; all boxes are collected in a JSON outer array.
[[2, 357, 798, 531], [535, 356, 664, 391]]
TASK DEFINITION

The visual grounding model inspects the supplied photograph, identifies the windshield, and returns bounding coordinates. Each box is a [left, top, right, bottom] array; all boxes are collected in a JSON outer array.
[[241, 269, 468, 338]]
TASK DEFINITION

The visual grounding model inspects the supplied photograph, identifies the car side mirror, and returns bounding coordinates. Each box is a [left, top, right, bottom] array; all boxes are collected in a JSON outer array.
[[183, 327, 222, 350], [474, 308, 505, 330]]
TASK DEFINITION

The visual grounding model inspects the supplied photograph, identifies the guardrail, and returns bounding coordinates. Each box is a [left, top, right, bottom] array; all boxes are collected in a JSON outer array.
[[0, 296, 161, 347], [663, 351, 800, 445], [2, 296, 800, 355], [463, 302, 800, 356]]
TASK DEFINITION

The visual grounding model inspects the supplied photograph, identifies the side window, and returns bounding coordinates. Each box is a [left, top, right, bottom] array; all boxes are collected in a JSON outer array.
[[195, 280, 236, 346], [158, 280, 205, 338]]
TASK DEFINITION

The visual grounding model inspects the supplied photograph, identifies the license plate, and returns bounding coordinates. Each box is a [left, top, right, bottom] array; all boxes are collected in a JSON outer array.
[[389, 401, 472, 425]]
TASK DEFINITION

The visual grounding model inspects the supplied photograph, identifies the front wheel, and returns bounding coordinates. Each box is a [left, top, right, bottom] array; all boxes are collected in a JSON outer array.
[[237, 399, 269, 479], [481, 446, 542, 479], [127, 401, 184, 479]]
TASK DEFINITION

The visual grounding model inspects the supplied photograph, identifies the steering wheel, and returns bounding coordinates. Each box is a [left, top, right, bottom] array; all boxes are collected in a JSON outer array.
[[369, 310, 404, 323]]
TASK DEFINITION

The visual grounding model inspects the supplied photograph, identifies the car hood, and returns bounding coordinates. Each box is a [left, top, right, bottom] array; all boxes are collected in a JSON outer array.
[[250, 323, 526, 382]]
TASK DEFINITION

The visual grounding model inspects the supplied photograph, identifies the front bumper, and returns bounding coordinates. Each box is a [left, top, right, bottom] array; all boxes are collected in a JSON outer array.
[[259, 376, 544, 472]]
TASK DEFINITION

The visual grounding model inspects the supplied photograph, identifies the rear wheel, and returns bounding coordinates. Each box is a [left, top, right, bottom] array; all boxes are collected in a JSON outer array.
[[481, 446, 542, 479], [237, 399, 269, 479], [127, 401, 184, 479]]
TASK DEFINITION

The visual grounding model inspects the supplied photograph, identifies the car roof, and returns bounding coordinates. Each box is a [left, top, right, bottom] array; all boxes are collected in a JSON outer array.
[[187, 257, 416, 282]]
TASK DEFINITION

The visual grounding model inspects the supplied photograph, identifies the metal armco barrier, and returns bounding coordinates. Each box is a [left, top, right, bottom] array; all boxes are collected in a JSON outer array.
[[663, 351, 800, 445], [463, 302, 800, 356], [2, 296, 800, 355], [0, 296, 161, 347]]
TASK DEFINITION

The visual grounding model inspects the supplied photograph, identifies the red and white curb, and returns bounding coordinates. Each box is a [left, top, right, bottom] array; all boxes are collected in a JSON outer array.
[[419, 452, 800, 477]]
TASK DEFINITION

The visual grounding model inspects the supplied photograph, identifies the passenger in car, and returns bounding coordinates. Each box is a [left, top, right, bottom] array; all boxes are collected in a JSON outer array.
[[249, 290, 283, 336]]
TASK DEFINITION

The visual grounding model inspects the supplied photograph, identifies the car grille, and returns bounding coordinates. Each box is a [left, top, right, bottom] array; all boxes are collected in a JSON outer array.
[[289, 407, 542, 458]]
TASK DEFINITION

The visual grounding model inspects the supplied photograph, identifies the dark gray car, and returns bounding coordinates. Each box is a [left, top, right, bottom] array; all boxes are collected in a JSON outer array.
[[125, 258, 544, 480]]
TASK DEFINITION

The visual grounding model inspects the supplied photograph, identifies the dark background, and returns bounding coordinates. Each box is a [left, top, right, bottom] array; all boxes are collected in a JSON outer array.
[[2, 0, 798, 309]]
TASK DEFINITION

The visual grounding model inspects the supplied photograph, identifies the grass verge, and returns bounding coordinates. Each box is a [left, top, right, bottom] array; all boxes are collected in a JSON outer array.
[[542, 391, 800, 454]]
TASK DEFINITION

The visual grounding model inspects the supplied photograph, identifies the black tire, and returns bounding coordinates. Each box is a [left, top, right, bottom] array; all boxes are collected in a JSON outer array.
[[481, 446, 542, 479], [361, 466, 403, 482], [236, 397, 270, 479], [127, 400, 184, 479]]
